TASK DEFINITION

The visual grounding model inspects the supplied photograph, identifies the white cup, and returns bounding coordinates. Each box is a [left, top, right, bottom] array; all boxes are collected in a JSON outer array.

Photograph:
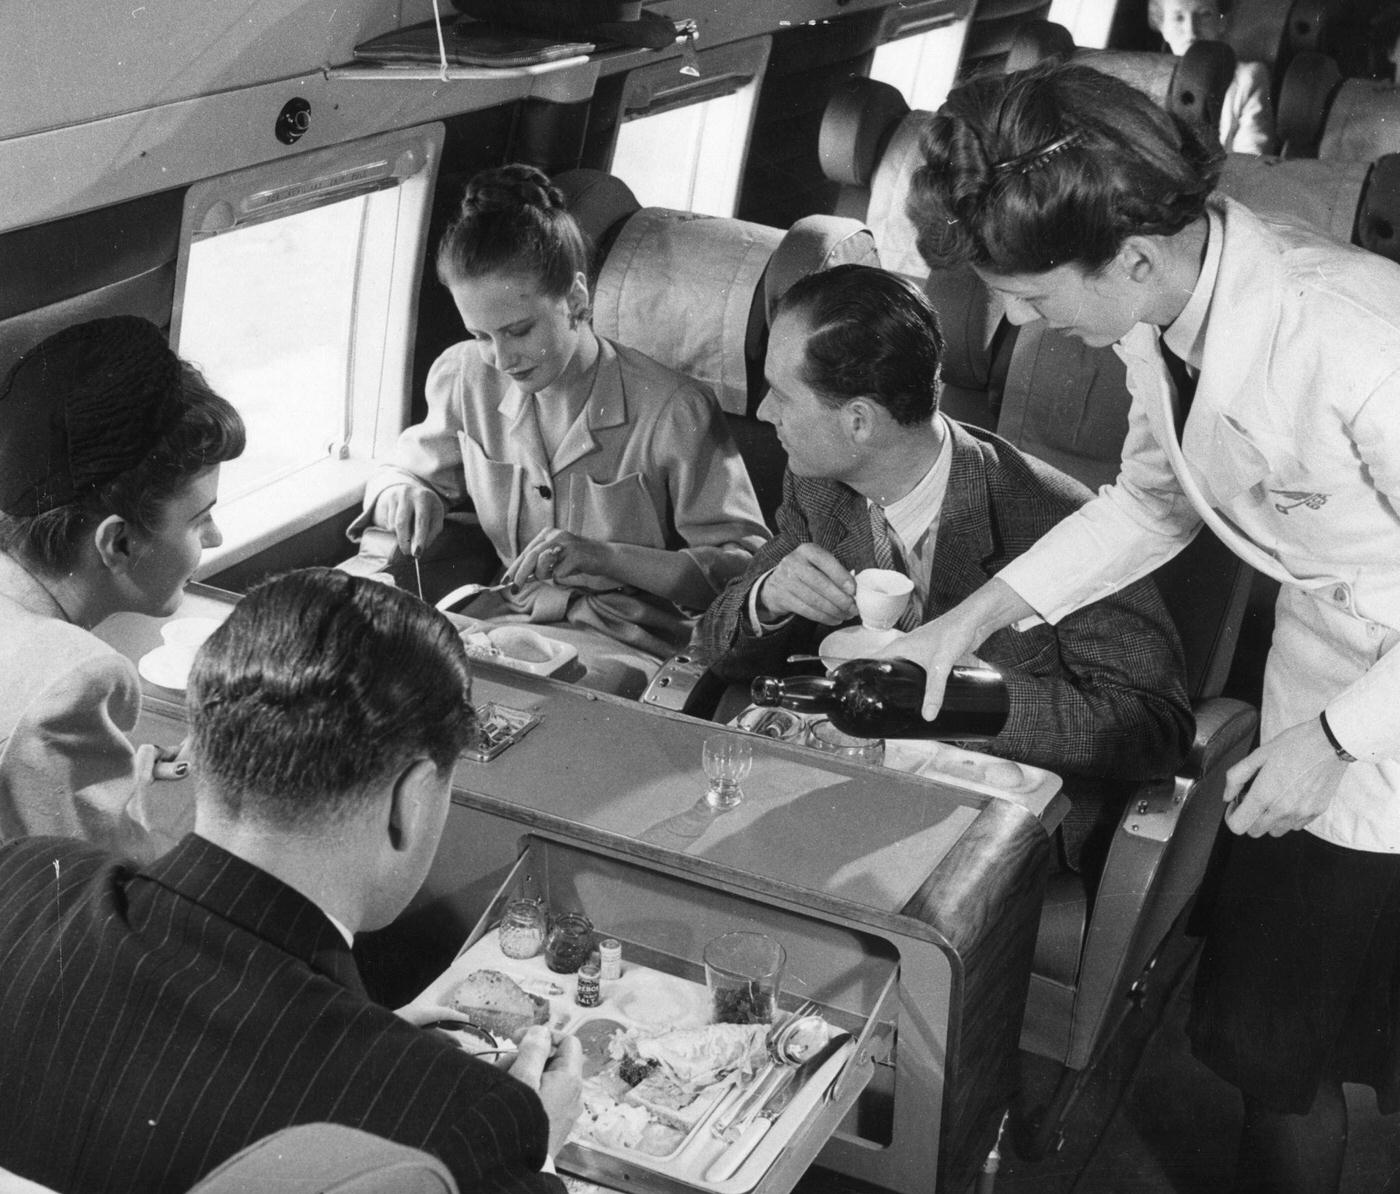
[[854, 568, 914, 630]]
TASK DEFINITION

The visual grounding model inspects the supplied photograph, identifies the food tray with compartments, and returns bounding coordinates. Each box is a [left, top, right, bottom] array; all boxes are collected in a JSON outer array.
[[415, 866, 883, 1194]]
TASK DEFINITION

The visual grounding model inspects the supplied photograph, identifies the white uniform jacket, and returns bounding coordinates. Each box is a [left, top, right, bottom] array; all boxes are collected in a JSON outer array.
[[999, 196, 1400, 850], [359, 336, 768, 655]]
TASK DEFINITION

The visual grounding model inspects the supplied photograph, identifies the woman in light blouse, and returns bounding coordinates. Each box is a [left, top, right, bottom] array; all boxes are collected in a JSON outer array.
[[355, 164, 767, 693]]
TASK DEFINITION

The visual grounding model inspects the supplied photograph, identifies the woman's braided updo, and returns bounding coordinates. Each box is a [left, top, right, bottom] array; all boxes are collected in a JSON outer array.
[[907, 62, 1223, 276], [436, 163, 590, 298]]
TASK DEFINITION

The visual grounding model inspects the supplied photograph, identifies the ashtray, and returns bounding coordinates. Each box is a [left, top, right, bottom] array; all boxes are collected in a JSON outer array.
[[733, 705, 805, 741], [463, 701, 542, 763]]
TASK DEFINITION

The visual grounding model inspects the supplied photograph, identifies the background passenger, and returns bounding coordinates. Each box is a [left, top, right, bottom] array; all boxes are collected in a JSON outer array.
[[1149, 0, 1275, 154], [698, 264, 1192, 873], [0, 567, 581, 1194], [0, 316, 244, 863], [353, 163, 768, 695], [902, 61, 1400, 1194]]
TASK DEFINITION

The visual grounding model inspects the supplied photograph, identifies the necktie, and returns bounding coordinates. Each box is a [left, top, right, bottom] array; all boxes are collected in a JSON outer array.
[[868, 505, 923, 632], [1159, 338, 1198, 439]]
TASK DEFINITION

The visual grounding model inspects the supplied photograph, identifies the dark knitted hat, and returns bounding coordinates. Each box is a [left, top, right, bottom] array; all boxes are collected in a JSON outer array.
[[0, 316, 184, 517]]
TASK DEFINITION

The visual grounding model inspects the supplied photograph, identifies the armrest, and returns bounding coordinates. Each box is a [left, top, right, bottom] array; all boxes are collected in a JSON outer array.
[[638, 652, 730, 715], [1057, 695, 1259, 1070]]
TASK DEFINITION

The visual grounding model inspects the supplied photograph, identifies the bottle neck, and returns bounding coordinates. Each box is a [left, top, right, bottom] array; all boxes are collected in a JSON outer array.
[[750, 674, 839, 711]]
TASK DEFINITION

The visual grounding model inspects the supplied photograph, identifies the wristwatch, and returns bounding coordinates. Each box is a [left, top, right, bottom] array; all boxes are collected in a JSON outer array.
[[1319, 709, 1358, 764]]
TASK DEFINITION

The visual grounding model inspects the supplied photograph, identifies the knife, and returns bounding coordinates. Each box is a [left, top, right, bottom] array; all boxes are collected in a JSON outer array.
[[704, 1068, 800, 1183]]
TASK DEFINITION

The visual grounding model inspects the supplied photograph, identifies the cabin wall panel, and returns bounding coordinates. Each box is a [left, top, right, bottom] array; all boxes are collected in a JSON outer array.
[[0, 65, 599, 234], [0, 0, 442, 141]]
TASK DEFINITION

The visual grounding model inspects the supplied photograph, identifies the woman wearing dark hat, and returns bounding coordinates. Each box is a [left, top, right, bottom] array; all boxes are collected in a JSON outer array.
[[0, 316, 245, 862]]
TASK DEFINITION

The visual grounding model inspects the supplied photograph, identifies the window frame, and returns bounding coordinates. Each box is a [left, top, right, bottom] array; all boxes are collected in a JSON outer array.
[[170, 123, 444, 576]]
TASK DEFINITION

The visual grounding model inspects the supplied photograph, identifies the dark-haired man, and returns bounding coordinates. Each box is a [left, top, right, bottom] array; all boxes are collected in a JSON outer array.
[[0, 568, 580, 1194], [699, 265, 1192, 865]]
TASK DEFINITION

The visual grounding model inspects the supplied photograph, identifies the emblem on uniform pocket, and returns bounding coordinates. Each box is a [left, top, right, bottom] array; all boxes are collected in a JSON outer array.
[[1270, 490, 1329, 514]]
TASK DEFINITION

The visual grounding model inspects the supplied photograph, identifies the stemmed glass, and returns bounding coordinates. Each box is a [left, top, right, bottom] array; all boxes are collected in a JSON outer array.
[[703, 734, 754, 809]]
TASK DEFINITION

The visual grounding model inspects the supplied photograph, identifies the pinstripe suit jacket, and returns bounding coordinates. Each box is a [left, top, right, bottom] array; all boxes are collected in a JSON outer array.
[[0, 834, 561, 1194], [699, 420, 1192, 782]]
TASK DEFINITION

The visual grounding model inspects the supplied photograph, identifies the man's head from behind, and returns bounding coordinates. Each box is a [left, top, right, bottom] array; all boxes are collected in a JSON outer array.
[[188, 568, 475, 927], [760, 264, 943, 482]]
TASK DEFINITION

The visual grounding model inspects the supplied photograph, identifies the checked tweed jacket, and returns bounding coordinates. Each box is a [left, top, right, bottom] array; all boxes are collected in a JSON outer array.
[[699, 419, 1192, 785]]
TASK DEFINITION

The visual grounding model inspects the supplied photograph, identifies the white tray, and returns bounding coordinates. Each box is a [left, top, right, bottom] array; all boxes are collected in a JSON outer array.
[[419, 933, 855, 1194], [455, 620, 578, 677]]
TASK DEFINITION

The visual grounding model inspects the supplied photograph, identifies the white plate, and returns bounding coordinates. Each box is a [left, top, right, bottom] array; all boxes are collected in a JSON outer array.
[[458, 624, 579, 677], [817, 625, 902, 671], [138, 645, 195, 692]]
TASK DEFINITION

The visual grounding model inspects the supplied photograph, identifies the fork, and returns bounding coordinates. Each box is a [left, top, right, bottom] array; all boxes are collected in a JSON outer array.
[[711, 1001, 819, 1138], [435, 580, 515, 613]]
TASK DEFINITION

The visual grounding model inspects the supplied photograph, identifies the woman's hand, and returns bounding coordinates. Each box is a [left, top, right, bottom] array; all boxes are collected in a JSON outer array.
[[1222, 717, 1349, 837], [506, 528, 617, 592], [372, 484, 446, 558], [870, 579, 1034, 719]]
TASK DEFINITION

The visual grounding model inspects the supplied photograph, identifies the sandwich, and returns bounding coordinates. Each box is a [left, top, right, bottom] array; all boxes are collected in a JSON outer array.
[[448, 969, 551, 1038]]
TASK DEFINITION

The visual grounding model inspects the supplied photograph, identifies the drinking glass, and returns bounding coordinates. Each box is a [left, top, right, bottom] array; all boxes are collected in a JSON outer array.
[[702, 734, 754, 809], [805, 718, 885, 766], [703, 931, 785, 1024]]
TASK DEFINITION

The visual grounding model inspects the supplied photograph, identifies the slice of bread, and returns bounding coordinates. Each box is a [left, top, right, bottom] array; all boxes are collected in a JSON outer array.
[[449, 969, 550, 1038]]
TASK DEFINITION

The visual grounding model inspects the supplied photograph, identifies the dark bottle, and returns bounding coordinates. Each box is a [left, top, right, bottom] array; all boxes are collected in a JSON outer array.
[[750, 658, 1008, 741]]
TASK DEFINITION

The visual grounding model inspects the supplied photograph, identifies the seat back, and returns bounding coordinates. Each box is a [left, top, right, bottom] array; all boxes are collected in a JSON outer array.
[[1217, 151, 1400, 264], [1007, 20, 1238, 135], [186, 1124, 458, 1194], [570, 187, 878, 525]]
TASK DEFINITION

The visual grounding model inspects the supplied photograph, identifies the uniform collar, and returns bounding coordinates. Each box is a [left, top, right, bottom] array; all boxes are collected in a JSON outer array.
[[1162, 203, 1222, 372]]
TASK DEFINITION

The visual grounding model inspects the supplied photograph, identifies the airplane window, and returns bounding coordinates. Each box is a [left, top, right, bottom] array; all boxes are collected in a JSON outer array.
[[869, 22, 965, 111], [1047, 0, 1114, 47], [171, 125, 442, 574], [609, 81, 759, 217], [179, 193, 374, 503]]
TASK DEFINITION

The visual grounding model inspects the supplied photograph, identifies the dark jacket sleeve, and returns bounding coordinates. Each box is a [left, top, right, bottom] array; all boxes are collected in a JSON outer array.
[[978, 576, 1193, 781], [696, 471, 821, 677], [964, 440, 1194, 781]]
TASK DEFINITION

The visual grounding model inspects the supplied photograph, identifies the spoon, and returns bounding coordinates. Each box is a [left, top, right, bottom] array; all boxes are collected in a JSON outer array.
[[711, 1010, 829, 1140]]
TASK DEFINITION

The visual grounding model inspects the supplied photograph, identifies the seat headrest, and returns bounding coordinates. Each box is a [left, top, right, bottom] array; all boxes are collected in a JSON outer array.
[[186, 1124, 458, 1194], [1319, 79, 1400, 163], [592, 207, 782, 414], [553, 168, 642, 269], [866, 112, 933, 282], [763, 215, 879, 318], [1217, 153, 1371, 247], [818, 77, 911, 188], [1069, 42, 1236, 129], [1008, 19, 1235, 131]]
